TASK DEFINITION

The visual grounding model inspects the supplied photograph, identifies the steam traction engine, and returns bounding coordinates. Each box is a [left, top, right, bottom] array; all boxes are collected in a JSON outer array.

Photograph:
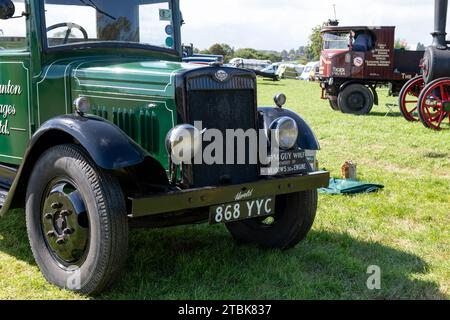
[[399, 0, 450, 130]]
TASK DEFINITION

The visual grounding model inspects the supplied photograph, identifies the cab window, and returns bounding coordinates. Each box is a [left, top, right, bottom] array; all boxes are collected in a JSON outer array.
[[0, 0, 27, 51], [44, 0, 176, 50], [352, 31, 375, 52]]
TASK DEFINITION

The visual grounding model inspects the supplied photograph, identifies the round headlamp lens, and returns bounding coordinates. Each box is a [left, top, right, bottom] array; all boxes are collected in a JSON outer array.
[[165, 124, 201, 164], [270, 117, 298, 150]]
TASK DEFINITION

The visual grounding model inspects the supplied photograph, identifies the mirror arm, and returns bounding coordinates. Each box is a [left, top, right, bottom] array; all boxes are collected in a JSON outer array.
[[9, 11, 30, 19]]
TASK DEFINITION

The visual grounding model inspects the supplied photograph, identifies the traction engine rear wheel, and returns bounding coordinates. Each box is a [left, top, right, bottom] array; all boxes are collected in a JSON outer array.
[[399, 76, 424, 122], [418, 78, 450, 131]]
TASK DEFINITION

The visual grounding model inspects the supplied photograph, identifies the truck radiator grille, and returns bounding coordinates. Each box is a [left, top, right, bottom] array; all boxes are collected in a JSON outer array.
[[187, 89, 259, 188]]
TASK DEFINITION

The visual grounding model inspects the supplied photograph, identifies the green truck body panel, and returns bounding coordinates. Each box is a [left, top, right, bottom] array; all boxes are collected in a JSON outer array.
[[32, 58, 195, 169], [0, 0, 329, 220], [0, 54, 31, 165]]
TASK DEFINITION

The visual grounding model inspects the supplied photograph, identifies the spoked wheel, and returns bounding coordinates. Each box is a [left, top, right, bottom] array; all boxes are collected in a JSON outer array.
[[399, 76, 424, 122], [418, 78, 450, 131]]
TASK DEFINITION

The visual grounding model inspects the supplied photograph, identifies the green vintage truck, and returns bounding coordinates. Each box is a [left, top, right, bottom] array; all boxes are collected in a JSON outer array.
[[0, 0, 329, 294]]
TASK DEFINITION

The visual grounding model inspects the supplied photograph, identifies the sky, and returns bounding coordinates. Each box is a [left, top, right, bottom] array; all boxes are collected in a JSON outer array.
[[180, 0, 439, 51]]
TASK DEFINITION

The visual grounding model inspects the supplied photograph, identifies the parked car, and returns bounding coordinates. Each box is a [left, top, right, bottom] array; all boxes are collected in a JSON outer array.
[[261, 63, 281, 75], [229, 58, 272, 71], [277, 63, 304, 79], [182, 43, 224, 65]]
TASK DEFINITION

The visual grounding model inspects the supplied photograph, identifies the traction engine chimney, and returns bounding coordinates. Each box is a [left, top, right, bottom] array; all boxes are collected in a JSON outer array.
[[432, 0, 448, 48]]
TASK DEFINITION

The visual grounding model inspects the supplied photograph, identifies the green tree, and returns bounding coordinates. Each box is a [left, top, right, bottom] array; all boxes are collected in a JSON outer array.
[[306, 24, 324, 61], [220, 43, 235, 58], [234, 48, 261, 60], [209, 43, 227, 57], [416, 42, 426, 51], [395, 39, 410, 50]]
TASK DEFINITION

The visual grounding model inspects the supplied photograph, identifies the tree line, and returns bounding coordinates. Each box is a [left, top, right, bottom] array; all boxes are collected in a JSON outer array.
[[194, 22, 421, 64]]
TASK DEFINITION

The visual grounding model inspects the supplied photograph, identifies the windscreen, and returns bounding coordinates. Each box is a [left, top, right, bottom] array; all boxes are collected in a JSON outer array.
[[322, 32, 349, 50], [44, 0, 176, 49]]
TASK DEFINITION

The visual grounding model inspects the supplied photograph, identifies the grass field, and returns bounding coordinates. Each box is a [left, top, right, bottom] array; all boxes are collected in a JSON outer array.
[[0, 79, 448, 300]]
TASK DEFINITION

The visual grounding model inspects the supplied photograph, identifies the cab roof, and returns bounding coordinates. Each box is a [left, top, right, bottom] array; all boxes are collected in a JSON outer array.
[[321, 26, 395, 33]]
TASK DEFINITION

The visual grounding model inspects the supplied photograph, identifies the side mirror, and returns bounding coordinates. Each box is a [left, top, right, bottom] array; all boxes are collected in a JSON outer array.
[[0, 0, 15, 20]]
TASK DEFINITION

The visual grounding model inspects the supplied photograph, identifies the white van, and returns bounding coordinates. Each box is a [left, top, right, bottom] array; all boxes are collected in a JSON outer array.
[[300, 61, 320, 81]]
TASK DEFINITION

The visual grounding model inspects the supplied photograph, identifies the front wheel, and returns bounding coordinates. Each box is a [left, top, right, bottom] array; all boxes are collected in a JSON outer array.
[[226, 190, 318, 250], [417, 78, 450, 130], [338, 84, 374, 115], [26, 144, 128, 295]]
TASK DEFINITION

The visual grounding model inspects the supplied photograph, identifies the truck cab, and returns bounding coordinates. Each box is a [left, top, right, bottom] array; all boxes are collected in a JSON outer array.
[[319, 26, 423, 115], [0, 0, 328, 295]]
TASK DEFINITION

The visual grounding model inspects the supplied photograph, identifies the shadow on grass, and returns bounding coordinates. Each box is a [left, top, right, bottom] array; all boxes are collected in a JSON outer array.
[[258, 81, 284, 86], [366, 111, 403, 118], [0, 211, 444, 300]]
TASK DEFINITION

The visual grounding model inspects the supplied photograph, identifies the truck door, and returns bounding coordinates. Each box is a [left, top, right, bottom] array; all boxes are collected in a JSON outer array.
[[0, 0, 31, 166], [350, 52, 365, 79]]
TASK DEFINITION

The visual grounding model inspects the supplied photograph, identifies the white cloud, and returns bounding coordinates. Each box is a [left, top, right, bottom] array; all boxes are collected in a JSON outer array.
[[180, 0, 438, 50]]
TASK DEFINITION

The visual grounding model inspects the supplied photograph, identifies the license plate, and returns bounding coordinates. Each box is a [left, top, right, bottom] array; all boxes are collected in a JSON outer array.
[[209, 197, 276, 224]]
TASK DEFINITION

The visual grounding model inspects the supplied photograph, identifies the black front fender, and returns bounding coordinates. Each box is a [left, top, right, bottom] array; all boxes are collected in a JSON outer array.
[[34, 114, 148, 170], [0, 115, 151, 216], [258, 107, 320, 150]]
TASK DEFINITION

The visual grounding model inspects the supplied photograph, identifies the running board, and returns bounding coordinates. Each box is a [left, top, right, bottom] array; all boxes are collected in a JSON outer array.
[[0, 188, 8, 209]]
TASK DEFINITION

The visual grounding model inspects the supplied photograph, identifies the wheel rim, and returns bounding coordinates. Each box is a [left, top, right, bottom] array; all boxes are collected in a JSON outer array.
[[346, 92, 366, 111], [400, 78, 424, 121], [419, 80, 450, 130], [41, 178, 89, 267]]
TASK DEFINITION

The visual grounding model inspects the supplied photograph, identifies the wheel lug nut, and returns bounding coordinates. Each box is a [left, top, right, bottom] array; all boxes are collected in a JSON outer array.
[[63, 228, 73, 235], [47, 231, 56, 238], [61, 210, 71, 216], [51, 202, 62, 209], [44, 213, 53, 220], [56, 237, 66, 245]]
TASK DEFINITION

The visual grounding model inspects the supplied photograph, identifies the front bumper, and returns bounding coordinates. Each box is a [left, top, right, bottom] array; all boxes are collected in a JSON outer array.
[[130, 171, 330, 218]]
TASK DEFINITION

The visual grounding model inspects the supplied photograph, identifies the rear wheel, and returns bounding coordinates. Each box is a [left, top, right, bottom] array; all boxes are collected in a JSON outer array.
[[418, 78, 450, 130], [226, 190, 317, 250], [338, 84, 374, 115], [329, 99, 340, 111], [399, 76, 424, 122], [26, 144, 128, 295]]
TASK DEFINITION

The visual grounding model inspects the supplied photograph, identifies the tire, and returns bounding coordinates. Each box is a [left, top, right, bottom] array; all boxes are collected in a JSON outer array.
[[338, 84, 374, 115], [417, 77, 450, 130], [226, 190, 318, 250], [329, 99, 340, 111], [26, 144, 128, 295], [398, 76, 423, 122]]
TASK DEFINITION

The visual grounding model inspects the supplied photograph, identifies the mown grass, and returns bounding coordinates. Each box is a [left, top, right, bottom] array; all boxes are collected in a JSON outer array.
[[0, 79, 448, 300]]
